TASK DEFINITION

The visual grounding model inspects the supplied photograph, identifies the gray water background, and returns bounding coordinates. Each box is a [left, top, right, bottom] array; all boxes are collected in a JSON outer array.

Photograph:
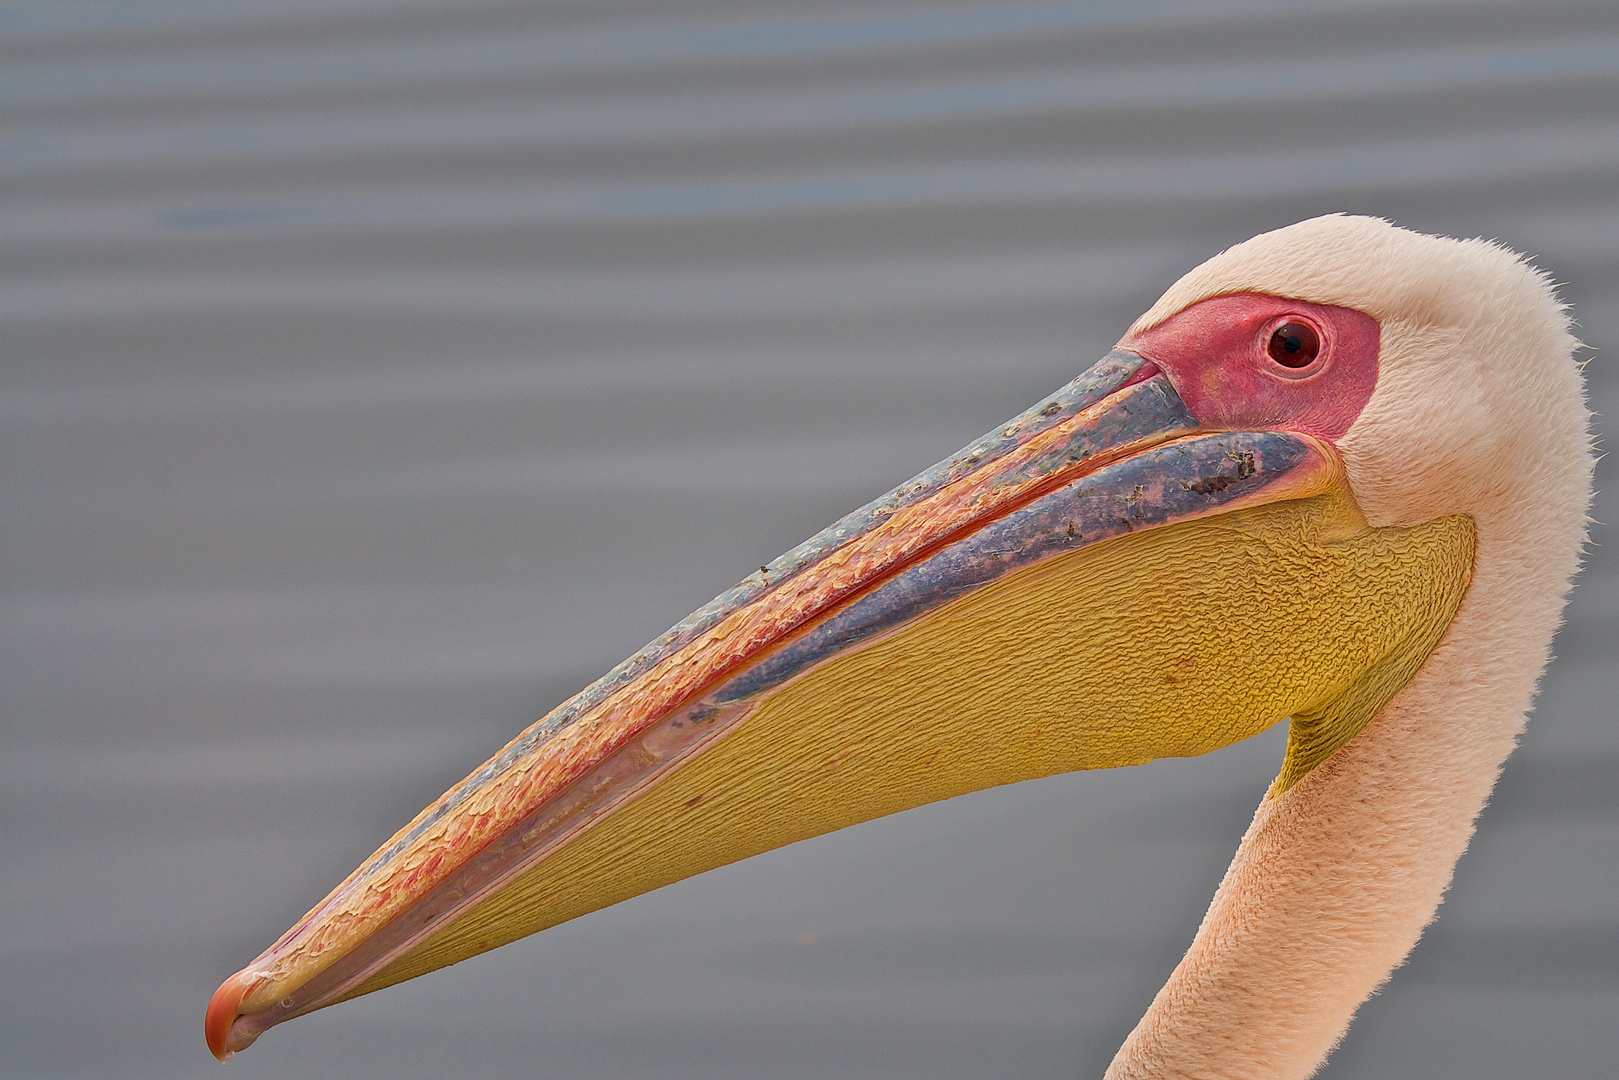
[[3, 1, 1617, 1077]]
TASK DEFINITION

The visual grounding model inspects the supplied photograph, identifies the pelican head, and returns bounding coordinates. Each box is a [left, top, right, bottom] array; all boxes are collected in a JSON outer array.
[[206, 215, 1593, 1078]]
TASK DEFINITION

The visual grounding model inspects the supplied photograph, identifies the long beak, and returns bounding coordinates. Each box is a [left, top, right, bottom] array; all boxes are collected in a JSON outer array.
[[207, 350, 1472, 1060]]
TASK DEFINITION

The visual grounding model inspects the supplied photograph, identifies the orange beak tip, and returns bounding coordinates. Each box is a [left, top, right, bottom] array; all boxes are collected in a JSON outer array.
[[205, 971, 257, 1062]]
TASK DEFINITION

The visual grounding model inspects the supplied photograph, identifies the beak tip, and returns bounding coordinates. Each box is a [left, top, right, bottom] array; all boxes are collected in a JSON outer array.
[[205, 971, 257, 1062]]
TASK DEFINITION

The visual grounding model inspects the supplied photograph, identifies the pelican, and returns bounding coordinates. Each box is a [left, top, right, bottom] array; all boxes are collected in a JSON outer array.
[[206, 215, 1593, 1078]]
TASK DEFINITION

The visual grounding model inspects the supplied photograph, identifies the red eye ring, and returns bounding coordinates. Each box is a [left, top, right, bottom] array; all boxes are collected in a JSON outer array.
[[1265, 319, 1322, 371]]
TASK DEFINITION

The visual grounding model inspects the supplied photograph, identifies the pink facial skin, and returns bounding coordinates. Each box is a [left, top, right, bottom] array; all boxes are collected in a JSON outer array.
[[1121, 293, 1380, 442]]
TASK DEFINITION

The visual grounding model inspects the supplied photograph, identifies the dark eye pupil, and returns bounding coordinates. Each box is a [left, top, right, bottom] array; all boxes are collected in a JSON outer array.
[[1267, 321, 1320, 368]]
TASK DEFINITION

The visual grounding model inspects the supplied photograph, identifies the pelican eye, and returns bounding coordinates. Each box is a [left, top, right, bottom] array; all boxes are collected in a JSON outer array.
[[1267, 321, 1321, 368]]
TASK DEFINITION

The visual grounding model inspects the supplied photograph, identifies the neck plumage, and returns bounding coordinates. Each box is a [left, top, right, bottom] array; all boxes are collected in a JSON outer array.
[[1107, 495, 1585, 1080]]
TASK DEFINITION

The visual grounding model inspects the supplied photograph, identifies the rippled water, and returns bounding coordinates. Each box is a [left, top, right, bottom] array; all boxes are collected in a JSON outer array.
[[4, 2, 1617, 1077]]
